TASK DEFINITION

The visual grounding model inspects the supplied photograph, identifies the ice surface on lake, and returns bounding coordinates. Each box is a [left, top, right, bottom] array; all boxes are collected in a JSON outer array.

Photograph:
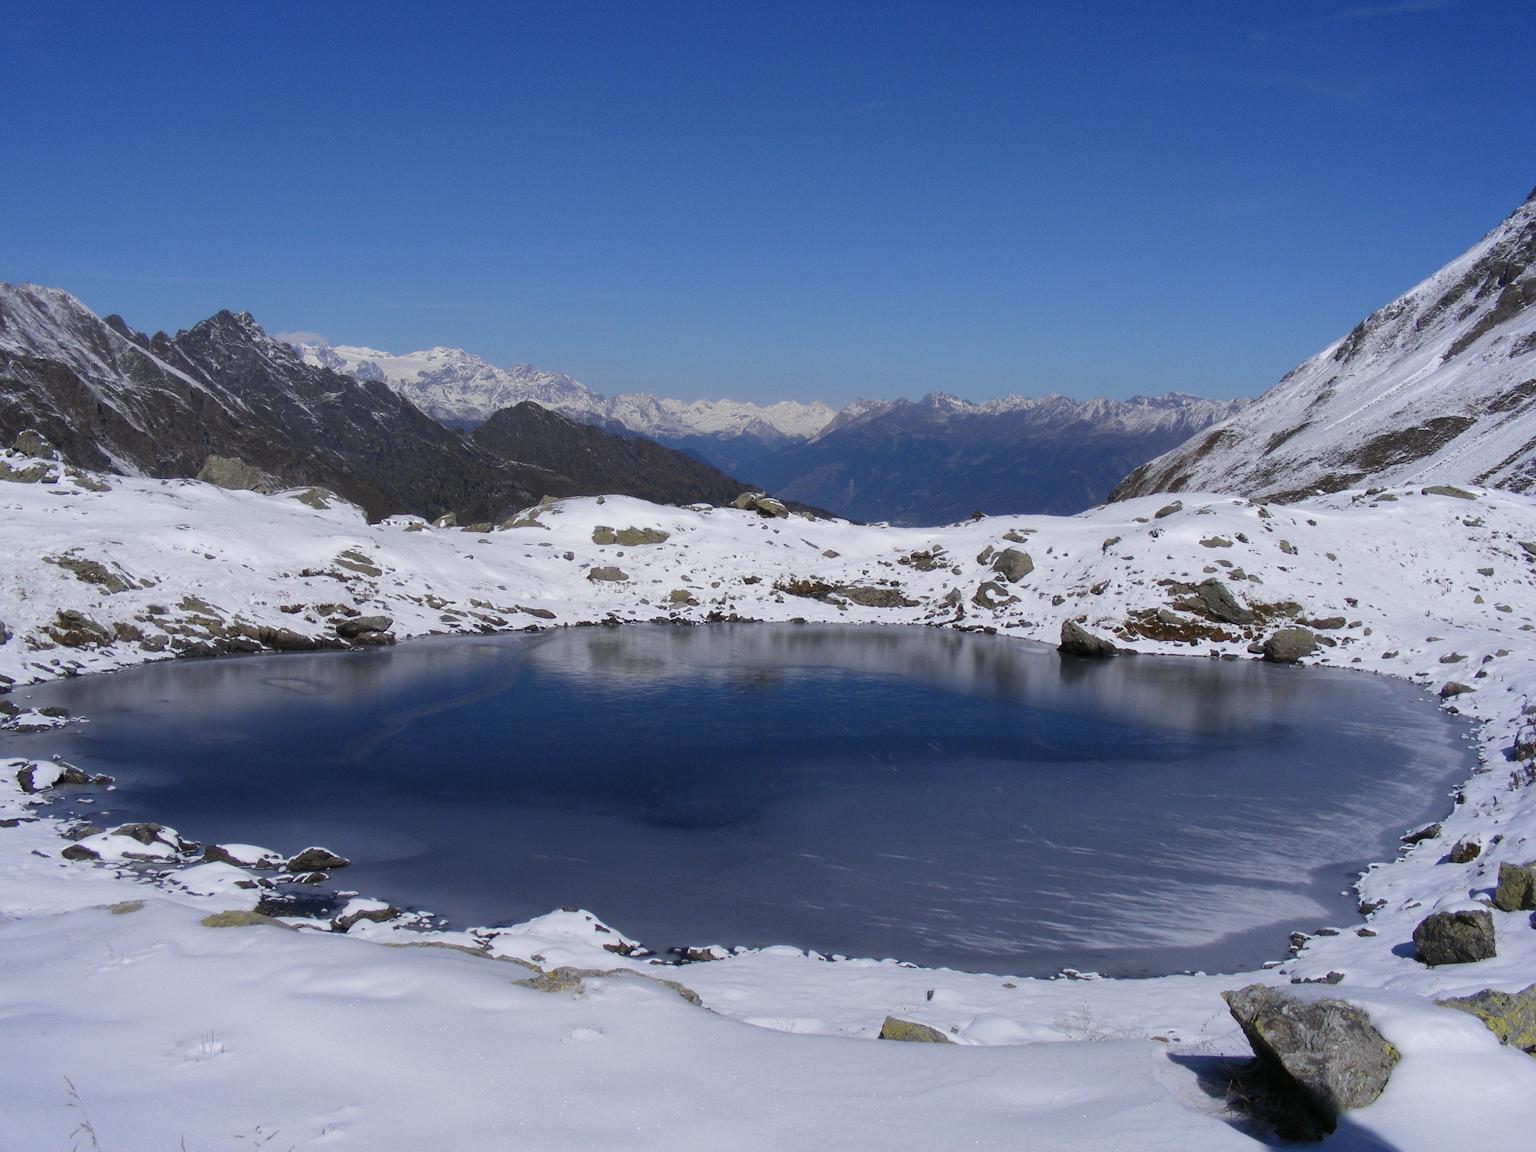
[[16, 625, 1472, 976]]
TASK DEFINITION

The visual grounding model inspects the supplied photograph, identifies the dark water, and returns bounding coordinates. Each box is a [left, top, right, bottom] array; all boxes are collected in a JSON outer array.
[[3, 625, 1474, 976]]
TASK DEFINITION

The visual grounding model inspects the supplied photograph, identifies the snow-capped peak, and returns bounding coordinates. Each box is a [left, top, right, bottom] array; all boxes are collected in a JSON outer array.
[[294, 339, 837, 439]]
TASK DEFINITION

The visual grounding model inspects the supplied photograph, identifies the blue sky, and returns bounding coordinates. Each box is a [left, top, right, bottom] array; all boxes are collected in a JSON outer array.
[[3, 1, 1532, 405]]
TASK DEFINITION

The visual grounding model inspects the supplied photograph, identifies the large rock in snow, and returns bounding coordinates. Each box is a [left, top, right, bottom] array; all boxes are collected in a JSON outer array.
[[1222, 984, 1399, 1135], [1058, 619, 1117, 658], [1262, 627, 1317, 664], [1412, 908, 1496, 966]]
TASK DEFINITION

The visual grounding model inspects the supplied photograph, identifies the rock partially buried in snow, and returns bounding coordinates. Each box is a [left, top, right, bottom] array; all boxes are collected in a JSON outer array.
[[286, 846, 350, 872], [1195, 578, 1253, 625], [1438, 984, 1536, 1055], [731, 492, 789, 518], [990, 547, 1034, 583], [1153, 500, 1183, 519], [203, 843, 285, 870], [1262, 627, 1318, 664], [587, 566, 629, 583], [1221, 984, 1399, 1137], [877, 1016, 952, 1044], [334, 615, 393, 640], [1058, 619, 1117, 658], [1412, 908, 1496, 965], [196, 454, 268, 492], [1420, 484, 1477, 500]]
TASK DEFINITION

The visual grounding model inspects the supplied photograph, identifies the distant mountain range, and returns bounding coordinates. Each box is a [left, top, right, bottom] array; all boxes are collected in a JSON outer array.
[[298, 341, 1242, 522], [1115, 187, 1536, 502], [296, 342, 836, 441], [0, 285, 747, 522]]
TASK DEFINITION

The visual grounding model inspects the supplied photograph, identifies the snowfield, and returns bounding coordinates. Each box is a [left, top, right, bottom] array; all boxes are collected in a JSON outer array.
[[2, 457, 1536, 1149]]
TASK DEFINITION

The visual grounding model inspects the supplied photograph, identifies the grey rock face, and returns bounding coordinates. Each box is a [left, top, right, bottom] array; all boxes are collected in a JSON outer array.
[[1195, 578, 1254, 624], [731, 491, 789, 518], [990, 547, 1034, 583], [1412, 908, 1496, 965], [1058, 619, 1117, 658], [1153, 500, 1183, 518], [1262, 627, 1318, 664], [1493, 861, 1536, 912], [1222, 984, 1399, 1134], [587, 566, 629, 582], [334, 615, 393, 640]]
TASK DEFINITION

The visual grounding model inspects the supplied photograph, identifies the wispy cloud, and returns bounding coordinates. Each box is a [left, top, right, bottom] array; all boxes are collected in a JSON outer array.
[[1248, 72, 1369, 107], [1333, 0, 1455, 19]]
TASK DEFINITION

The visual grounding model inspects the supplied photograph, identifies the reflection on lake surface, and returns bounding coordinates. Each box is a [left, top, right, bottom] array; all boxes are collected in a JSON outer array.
[[4, 625, 1474, 976]]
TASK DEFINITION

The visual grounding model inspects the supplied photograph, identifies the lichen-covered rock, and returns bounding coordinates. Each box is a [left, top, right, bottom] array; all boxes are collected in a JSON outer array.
[[587, 566, 629, 583], [1421, 485, 1477, 500], [1412, 908, 1496, 965], [1059, 619, 1117, 658], [0, 458, 58, 484], [12, 429, 58, 459], [616, 527, 670, 546], [838, 585, 918, 609], [1153, 501, 1183, 518], [1262, 627, 1318, 664], [1440, 681, 1474, 699], [1196, 578, 1254, 624], [878, 1016, 952, 1044], [196, 454, 267, 491], [991, 547, 1034, 583], [1438, 984, 1536, 1055], [1221, 984, 1399, 1134], [1493, 861, 1536, 912]]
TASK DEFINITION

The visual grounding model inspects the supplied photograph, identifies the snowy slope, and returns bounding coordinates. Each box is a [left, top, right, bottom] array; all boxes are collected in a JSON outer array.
[[1115, 188, 1536, 502], [2, 457, 1536, 1148], [298, 340, 838, 439]]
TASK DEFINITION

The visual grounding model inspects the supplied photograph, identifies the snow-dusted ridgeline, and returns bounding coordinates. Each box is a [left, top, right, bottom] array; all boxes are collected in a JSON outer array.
[[1116, 189, 1536, 502], [298, 340, 838, 439], [2, 457, 1536, 1148]]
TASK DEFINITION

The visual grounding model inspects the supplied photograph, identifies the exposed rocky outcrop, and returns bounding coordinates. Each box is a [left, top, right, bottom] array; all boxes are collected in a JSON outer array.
[[1059, 619, 1117, 658]]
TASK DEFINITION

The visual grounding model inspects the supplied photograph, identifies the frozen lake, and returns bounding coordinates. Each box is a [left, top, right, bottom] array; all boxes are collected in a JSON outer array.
[[7, 625, 1474, 976]]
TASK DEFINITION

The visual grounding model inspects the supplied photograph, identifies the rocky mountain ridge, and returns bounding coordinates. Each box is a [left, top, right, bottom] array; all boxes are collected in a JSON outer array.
[[1114, 187, 1536, 502], [300, 340, 1242, 522], [0, 284, 754, 522]]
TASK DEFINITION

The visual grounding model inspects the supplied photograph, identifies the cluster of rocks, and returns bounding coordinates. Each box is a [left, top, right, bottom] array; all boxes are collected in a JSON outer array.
[[731, 491, 789, 518]]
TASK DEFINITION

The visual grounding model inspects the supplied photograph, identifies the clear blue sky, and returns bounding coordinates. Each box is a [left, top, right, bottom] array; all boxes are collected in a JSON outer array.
[[3, 1, 1532, 405]]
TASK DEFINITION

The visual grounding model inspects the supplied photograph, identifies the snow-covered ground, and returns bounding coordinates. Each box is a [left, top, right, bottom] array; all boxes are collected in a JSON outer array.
[[3, 456, 1535, 1148]]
